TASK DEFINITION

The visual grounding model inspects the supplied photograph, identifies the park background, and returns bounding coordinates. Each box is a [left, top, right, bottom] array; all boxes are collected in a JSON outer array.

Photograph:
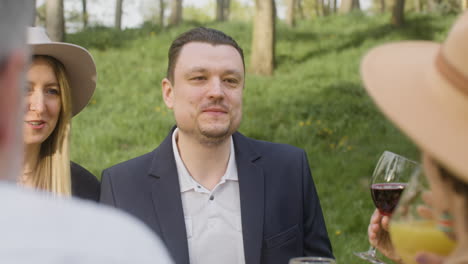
[[34, 0, 464, 263]]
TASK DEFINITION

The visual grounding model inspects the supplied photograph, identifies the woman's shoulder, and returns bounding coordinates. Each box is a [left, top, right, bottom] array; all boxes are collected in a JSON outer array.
[[70, 161, 100, 202]]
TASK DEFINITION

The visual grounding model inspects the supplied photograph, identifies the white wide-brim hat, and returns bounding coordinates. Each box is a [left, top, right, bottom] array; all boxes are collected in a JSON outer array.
[[361, 12, 468, 182], [28, 27, 96, 116]]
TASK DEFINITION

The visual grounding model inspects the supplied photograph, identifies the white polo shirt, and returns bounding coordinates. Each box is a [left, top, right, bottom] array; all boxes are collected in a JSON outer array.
[[172, 128, 245, 264]]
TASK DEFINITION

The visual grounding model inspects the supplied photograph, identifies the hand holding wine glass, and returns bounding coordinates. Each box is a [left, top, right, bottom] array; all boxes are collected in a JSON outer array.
[[368, 209, 401, 262], [354, 151, 419, 264]]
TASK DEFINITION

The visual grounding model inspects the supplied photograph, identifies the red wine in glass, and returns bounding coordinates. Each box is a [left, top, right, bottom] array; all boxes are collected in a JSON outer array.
[[371, 183, 407, 216], [354, 151, 419, 264]]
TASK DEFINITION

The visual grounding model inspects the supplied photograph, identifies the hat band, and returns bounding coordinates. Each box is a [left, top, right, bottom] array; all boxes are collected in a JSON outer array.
[[435, 50, 468, 98]]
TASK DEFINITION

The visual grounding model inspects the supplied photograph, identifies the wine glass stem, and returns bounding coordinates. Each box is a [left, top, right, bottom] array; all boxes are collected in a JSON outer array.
[[368, 246, 377, 258]]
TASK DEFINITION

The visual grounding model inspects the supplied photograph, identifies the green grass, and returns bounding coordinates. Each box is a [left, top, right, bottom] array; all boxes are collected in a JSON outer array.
[[68, 13, 457, 263]]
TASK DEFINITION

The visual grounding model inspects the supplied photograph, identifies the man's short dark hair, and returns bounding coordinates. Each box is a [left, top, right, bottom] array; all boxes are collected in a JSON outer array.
[[166, 27, 245, 83]]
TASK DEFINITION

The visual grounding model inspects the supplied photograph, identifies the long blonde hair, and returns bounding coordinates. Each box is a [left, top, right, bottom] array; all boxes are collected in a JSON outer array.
[[30, 55, 72, 196]]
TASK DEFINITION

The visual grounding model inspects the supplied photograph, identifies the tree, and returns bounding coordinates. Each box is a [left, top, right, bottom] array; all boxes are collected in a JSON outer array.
[[250, 0, 275, 76], [427, 0, 438, 11], [32, 0, 37, 26], [339, 0, 360, 13], [391, 0, 405, 26], [159, 0, 165, 26], [82, 0, 88, 29], [315, 0, 322, 16], [46, 0, 64, 42], [413, 0, 421, 12], [115, 0, 123, 30], [168, 0, 183, 26], [380, 0, 386, 13], [296, 0, 305, 19], [216, 0, 230, 21], [286, 0, 296, 27], [463, 0, 468, 10]]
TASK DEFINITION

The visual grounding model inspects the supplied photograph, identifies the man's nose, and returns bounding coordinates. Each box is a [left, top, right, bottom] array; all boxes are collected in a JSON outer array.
[[207, 78, 224, 99]]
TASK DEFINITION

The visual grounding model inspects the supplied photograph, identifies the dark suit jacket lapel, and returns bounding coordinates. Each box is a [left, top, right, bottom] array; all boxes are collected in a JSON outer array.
[[234, 132, 265, 264], [148, 131, 190, 264]]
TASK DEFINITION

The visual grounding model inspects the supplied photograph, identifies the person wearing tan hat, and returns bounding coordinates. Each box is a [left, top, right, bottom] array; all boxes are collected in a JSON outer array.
[[21, 27, 99, 201], [362, 11, 468, 264]]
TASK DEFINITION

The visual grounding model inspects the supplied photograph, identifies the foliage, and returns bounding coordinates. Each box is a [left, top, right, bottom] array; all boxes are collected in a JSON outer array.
[[183, 3, 214, 23], [67, 13, 457, 263], [230, 0, 256, 21], [370, 0, 464, 14], [432, 0, 463, 14], [66, 23, 163, 50]]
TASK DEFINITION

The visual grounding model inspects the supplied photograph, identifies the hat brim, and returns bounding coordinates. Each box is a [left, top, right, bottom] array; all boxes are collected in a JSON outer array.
[[31, 42, 96, 117], [361, 41, 468, 180]]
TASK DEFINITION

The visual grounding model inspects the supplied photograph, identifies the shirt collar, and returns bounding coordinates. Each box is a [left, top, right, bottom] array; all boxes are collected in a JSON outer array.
[[172, 128, 238, 193]]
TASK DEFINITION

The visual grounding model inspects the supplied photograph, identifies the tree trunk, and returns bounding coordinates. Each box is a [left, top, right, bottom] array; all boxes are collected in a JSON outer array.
[[286, 0, 296, 27], [322, 0, 329, 15], [380, 0, 386, 13], [46, 0, 64, 42], [32, 0, 36, 26], [82, 0, 88, 29], [315, 0, 322, 16], [391, 0, 405, 26], [168, 0, 183, 26], [216, 0, 230, 21], [115, 0, 123, 30], [159, 0, 165, 26], [333, 0, 338, 13], [462, 0, 468, 10], [250, 0, 275, 76], [427, 0, 437, 12], [297, 0, 305, 19], [216, 0, 225, 21], [352, 0, 360, 9], [339, 0, 360, 13], [223, 0, 230, 20]]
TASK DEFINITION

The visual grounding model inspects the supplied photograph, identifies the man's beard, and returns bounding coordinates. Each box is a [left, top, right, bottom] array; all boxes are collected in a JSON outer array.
[[197, 122, 235, 147]]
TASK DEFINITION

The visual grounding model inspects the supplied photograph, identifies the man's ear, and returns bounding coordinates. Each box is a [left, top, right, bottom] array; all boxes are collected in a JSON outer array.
[[0, 52, 25, 146], [162, 78, 174, 109]]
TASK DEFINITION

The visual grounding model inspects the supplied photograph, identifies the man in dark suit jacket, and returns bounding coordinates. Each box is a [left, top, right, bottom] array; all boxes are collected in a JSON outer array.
[[100, 27, 333, 264]]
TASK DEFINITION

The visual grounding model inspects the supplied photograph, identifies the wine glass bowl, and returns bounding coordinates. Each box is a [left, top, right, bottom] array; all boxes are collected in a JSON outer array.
[[370, 151, 418, 216]]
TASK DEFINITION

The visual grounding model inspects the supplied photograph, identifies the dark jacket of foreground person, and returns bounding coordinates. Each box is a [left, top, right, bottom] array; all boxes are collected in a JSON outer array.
[[101, 130, 333, 264]]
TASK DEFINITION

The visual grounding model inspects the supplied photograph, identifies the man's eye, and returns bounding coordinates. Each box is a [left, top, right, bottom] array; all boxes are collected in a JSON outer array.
[[225, 78, 238, 84], [191, 76, 206, 81]]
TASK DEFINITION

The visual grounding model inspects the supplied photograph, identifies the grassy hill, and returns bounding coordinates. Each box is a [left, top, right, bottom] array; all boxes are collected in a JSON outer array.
[[68, 12, 457, 263]]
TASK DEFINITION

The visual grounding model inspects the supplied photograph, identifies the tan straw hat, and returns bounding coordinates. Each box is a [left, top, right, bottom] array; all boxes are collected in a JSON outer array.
[[27, 27, 96, 117], [361, 11, 468, 182]]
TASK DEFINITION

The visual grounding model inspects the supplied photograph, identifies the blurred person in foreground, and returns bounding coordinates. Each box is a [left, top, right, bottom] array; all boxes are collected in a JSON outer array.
[[101, 27, 333, 264], [21, 27, 100, 201], [0, 1, 173, 263], [362, 11, 468, 264]]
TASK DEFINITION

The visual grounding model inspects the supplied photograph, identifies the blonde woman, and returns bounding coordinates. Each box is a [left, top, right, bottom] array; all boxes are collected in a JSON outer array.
[[21, 27, 99, 201]]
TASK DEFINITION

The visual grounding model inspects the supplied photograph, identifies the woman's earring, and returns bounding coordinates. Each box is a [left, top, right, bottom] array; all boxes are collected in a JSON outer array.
[[437, 211, 455, 240]]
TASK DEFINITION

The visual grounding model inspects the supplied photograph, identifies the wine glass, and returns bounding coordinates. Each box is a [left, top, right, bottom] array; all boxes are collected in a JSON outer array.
[[289, 257, 336, 264], [389, 168, 456, 264], [354, 151, 419, 264]]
